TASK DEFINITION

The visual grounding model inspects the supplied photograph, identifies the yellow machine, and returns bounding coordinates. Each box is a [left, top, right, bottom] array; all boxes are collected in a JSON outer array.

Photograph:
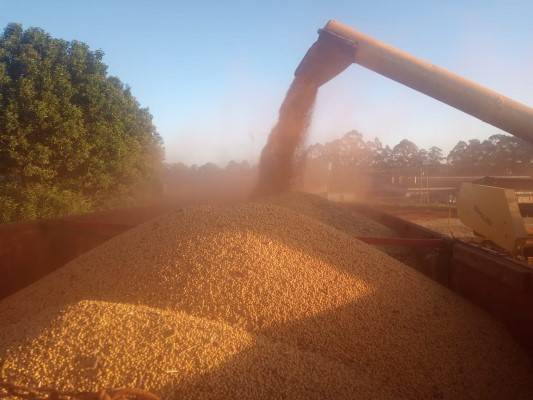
[[296, 20, 533, 257], [457, 183, 533, 257]]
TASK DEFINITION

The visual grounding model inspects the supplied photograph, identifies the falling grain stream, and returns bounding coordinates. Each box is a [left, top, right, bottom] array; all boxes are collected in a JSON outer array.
[[255, 30, 354, 196]]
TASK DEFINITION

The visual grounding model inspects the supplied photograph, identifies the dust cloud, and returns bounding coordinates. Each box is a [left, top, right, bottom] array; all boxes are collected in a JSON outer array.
[[254, 78, 318, 196], [254, 31, 354, 196]]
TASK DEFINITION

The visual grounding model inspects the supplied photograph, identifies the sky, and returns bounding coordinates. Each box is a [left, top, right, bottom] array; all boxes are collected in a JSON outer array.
[[1, 0, 532, 165]]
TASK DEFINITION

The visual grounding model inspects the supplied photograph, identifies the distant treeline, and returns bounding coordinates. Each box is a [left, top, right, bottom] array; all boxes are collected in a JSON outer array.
[[163, 161, 255, 201], [163, 130, 533, 199], [301, 130, 533, 176], [164, 130, 533, 184]]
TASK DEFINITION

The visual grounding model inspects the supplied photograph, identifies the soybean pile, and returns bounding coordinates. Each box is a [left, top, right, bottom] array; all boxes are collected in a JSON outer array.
[[2, 301, 375, 399], [260, 192, 395, 237], [1, 193, 532, 399]]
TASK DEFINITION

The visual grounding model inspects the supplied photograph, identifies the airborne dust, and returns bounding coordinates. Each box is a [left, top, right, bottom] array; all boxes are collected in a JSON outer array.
[[255, 78, 318, 196], [255, 31, 354, 196]]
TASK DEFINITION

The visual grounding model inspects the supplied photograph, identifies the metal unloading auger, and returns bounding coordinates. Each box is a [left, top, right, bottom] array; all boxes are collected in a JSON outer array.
[[297, 20, 533, 257]]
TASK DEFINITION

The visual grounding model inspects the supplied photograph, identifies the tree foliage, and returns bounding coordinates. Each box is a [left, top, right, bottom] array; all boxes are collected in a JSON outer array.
[[391, 139, 420, 168], [0, 23, 163, 222], [447, 135, 533, 174], [304, 131, 446, 171], [303, 131, 533, 175], [306, 131, 382, 168]]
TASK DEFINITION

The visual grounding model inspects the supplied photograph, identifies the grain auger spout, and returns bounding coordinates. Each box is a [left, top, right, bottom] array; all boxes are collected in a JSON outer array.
[[296, 19, 533, 142], [295, 20, 533, 258]]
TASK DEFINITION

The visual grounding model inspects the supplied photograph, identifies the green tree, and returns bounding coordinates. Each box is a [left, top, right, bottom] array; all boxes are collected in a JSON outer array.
[[372, 138, 393, 170], [426, 146, 444, 166], [391, 139, 420, 168], [0, 23, 163, 222], [306, 130, 377, 168], [484, 134, 533, 174]]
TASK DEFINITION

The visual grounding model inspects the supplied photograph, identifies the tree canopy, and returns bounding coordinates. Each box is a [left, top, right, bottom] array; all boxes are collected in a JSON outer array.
[[447, 134, 533, 175], [0, 23, 163, 222], [303, 131, 446, 170], [303, 130, 533, 174]]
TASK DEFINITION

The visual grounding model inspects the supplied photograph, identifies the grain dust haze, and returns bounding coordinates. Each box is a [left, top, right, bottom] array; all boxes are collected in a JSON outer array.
[[255, 31, 353, 196]]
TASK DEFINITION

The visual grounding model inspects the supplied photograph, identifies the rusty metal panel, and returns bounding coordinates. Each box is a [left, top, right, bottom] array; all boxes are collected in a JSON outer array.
[[452, 242, 532, 292]]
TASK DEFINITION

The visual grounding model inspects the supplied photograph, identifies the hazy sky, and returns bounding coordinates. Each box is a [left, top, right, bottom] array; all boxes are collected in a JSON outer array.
[[1, 0, 532, 165]]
